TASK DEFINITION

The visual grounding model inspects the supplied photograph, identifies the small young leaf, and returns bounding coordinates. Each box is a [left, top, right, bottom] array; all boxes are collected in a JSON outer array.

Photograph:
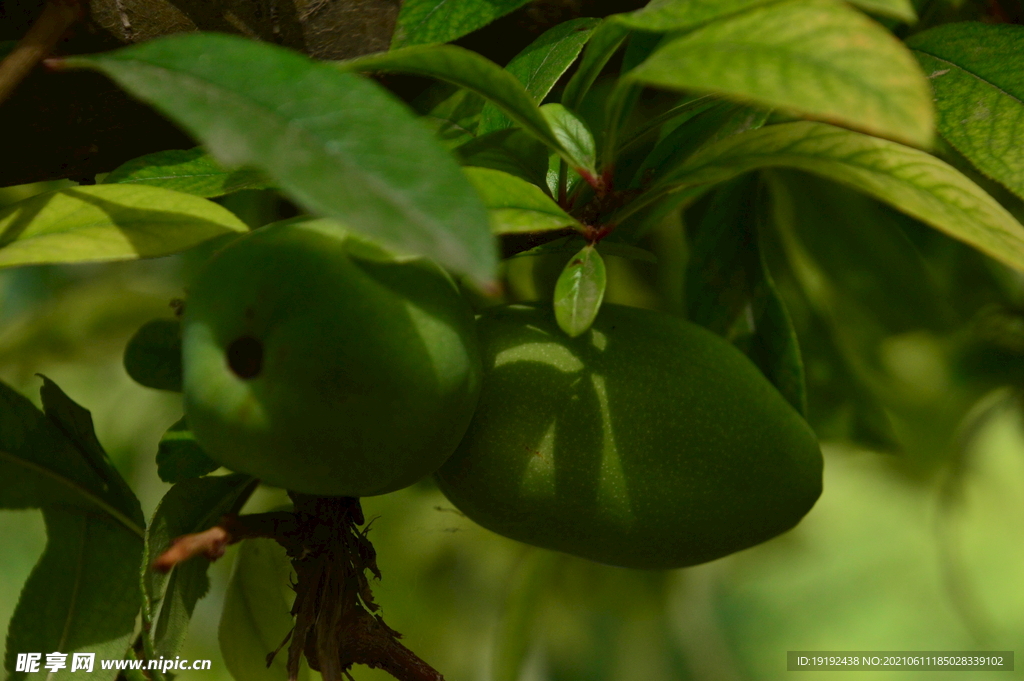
[[908, 23, 1024, 201], [392, 0, 530, 48], [4, 508, 142, 681], [338, 45, 573, 163], [455, 128, 550, 188], [554, 245, 607, 337], [104, 148, 274, 197], [541, 104, 598, 181], [561, 19, 631, 112], [0, 185, 248, 269], [220, 538, 308, 681], [66, 34, 496, 286], [124, 318, 183, 392], [628, 0, 933, 148], [0, 380, 145, 536], [479, 18, 601, 135], [143, 474, 256, 660], [464, 167, 580, 234], [156, 417, 221, 483], [663, 121, 1024, 273]]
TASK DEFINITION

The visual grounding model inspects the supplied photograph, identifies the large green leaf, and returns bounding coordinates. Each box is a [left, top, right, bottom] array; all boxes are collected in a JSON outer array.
[[0, 380, 144, 535], [142, 475, 256, 661], [156, 418, 221, 484], [337, 45, 573, 164], [104, 148, 274, 197], [0, 185, 247, 269], [628, 0, 933, 147], [554, 244, 607, 337], [908, 22, 1024, 201], [663, 122, 1024, 273], [4, 508, 142, 681], [617, 0, 915, 31], [479, 18, 600, 135], [220, 538, 308, 681], [123, 318, 183, 392], [66, 34, 496, 285], [464, 167, 580, 234], [392, 0, 530, 48]]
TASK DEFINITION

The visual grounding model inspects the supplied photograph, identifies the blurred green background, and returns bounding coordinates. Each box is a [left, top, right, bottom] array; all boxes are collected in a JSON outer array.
[[1, 178, 1022, 681]]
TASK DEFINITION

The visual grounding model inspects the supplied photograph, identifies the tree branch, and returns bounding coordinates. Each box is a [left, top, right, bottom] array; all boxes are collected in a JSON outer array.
[[0, 0, 82, 105]]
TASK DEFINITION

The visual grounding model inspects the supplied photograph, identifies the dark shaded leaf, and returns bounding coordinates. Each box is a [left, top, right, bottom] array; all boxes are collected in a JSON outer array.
[[455, 128, 550, 188], [124, 318, 182, 392], [143, 474, 256, 660], [156, 417, 222, 484], [686, 176, 806, 414]]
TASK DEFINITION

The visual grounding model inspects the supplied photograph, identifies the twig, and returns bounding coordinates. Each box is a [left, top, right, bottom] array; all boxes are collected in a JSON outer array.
[[151, 511, 299, 572], [0, 0, 82, 105]]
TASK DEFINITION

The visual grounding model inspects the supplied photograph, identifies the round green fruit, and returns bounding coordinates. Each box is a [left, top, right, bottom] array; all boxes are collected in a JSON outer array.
[[435, 304, 822, 569], [182, 219, 482, 497]]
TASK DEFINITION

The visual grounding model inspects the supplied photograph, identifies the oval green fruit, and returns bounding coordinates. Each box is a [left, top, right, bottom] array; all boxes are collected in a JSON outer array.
[[182, 219, 482, 497], [435, 304, 822, 568]]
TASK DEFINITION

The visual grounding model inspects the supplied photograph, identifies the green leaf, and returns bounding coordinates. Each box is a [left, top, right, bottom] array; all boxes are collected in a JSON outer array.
[[124, 318, 183, 392], [617, 0, 915, 31], [415, 83, 485, 149], [628, 0, 933, 147], [0, 380, 145, 537], [908, 22, 1024, 201], [479, 18, 601, 135], [465, 167, 580, 234], [220, 538, 308, 681], [614, 0, 777, 32], [541, 104, 598, 180], [663, 121, 1024, 273], [392, 0, 530, 48], [143, 474, 256, 660], [38, 377, 145, 526], [104, 148, 274, 197], [633, 102, 769, 189], [554, 244, 607, 337], [561, 19, 631, 112], [455, 128, 550, 188], [156, 417, 222, 484], [4, 508, 142, 681], [338, 45, 573, 163], [0, 185, 247, 269], [686, 176, 806, 414], [66, 33, 496, 286]]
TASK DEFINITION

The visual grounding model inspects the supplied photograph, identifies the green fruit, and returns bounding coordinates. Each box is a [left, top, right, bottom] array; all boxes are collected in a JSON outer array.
[[435, 304, 822, 569], [182, 219, 482, 497]]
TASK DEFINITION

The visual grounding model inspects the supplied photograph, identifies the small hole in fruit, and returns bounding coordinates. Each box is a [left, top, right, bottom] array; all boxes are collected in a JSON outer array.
[[227, 336, 263, 379]]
